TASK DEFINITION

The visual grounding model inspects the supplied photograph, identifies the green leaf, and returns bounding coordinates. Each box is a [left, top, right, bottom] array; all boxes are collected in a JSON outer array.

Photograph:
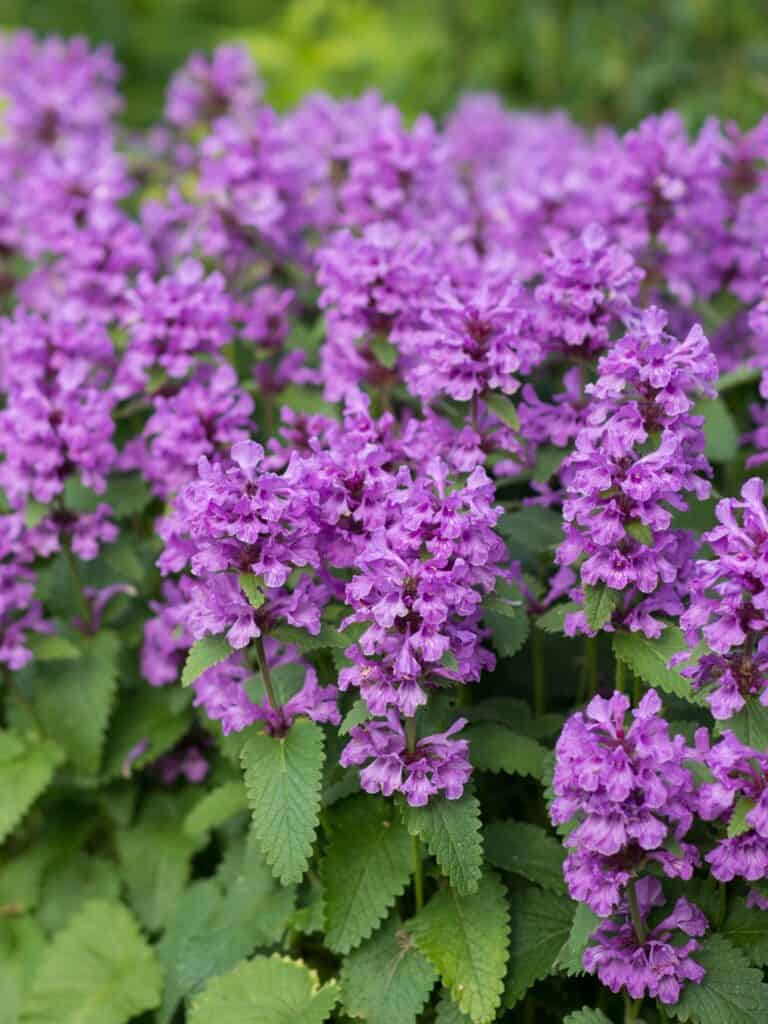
[[245, 662, 306, 706], [0, 916, 46, 1024], [728, 796, 756, 839], [23, 501, 49, 529], [404, 790, 483, 896], [238, 573, 265, 610], [158, 840, 295, 1023], [612, 626, 694, 700], [563, 1010, 612, 1024], [407, 870, 509, 1024], [722, 903, 768, 968], [340, 914, 437, 1024], [103, 688, 192, 779], [116, 793, 203, 933], [370, 335, 398, 369], [103, 473, 153, 517], [536, 602, 580, 634], [24, 634, 80, 661], [716, 364, 761, 392], [727, 699, 768, 751], [434, 990, 472, 1023], [672, 934, 768, 1024], [0, 732, 63, 844], [484, 821, 566, 894], [625, 519, 654, 546], [339, 698, 369, 736], [465, 722, 547, 779], [322, 796, 412, 954], [497, 507, 563, 556], [484, 391, 520, 430], [505, 885, 573, 1006], [181, 635, 232, 687], [241, 718, 325, 886], [583, 583, 619, 631], [21, 899, 162, 1024], [34, 631, 119, 776], [187, 954, 338, 1024], [37, 855, 121, 934], [696, 396, 739, 463], [555, 903, 600, 976], [484, 606, 530, 658], [184, 781, 248, 838]]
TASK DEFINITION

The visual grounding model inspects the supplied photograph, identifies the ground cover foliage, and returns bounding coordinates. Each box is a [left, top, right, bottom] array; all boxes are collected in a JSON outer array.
[[5, 29, 768, 1024]]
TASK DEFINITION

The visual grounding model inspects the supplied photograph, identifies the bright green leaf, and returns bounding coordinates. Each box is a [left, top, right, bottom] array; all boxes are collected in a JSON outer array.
[[505, 885, 573, 1006], [465, 722, 547, 780], [612, 626, 694, 700], [0, 732, 63, 845], [484, 821, 566, 894], [583, 584, 619, 632], [484, 392, 520, 430], [672, 934, 768, 1024], [181, 635, 232, 687], [404, 789, 483, 896]]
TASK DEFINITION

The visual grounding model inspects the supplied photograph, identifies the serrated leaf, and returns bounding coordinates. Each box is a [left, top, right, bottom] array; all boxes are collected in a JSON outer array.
[[404, 790, 483, 896], [563, 1010, 612, 1024], [21, 899, 162, 1024], [612, 627, 694, 699], [727, 699, 768, 751], [187, 954, 338, 1024], [728, 796, 756, 839], [505, 885, 573, 1006], [322, 796, 412, 954], [34, 631, 119, 776], [184, 781, 248, 837], [484, 821, 566, 894], [484, 607, 530, 658], [158, 841, 295, 1023], [555, 902, 600, 975], [696, 396, 739, 463], [583, 584, 619, 632], [238, 573, 265, 610], [484, 391, 520, 430], [722, 903, 768, 968], [536, 602, 580, 634], [340, 914, 437, 1024], [181, 635, 232, 687], [407, 870, 509, 1024], [0, 732, 63, 844], [117, 793, 203, 933], [434, 990, 472, 1023], [465, 722, 547, 779], [672, 934, 768, 1024], [241, 718, 325, 885]]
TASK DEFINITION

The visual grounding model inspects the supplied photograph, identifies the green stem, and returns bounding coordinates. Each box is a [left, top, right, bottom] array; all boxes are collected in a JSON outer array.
[[615, 655, 626, 694], [405, 717, 424, 912], [255, 635, 281, 712], [586, 636, 598, 698], [716, 881, 728, 929], [62, 542, 93, 631], [532, 627, 545, 716], [627, 878, 646, 944], [624, 995, 642, 1023]]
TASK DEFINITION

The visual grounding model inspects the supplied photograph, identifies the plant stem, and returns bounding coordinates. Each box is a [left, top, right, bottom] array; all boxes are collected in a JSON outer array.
[[586, 636, 598, 698], [716, 881, 728, 929], [627, 878, 646, 944], [255, 635, 281, 712], [532, 628, 545, 715], [405, 716, 424, 912], [62, 541, 93, 632], [624, 995, 642, 1023], [615, 655, 626, 694]]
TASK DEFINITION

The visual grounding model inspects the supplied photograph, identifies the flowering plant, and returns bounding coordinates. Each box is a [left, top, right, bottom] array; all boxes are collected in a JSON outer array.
[[4, 30, 768, 1024]]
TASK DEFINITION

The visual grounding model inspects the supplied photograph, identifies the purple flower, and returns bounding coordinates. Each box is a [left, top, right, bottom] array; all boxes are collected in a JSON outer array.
[[677, 478, 768, 718], [584, 877, 707, 1005], [550, 691, 700, 916], [165, 45, 262, 129], [340, 711, 471, 806]]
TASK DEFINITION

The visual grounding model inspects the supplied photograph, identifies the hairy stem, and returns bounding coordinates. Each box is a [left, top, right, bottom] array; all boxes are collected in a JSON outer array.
[[63, 541, 93, 632], [615, 655, 626, 694], [405, 716, 424, 912], [586, 636, 598, 698], [255, 635, 281, 712], [627, 878, 646, 944]]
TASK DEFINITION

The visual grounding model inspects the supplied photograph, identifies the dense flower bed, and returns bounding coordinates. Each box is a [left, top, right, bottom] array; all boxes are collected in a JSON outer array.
[[5, 30, 768, 1024]]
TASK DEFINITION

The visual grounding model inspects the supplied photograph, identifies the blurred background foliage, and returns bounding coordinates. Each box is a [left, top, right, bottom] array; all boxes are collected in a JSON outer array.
[[1, 0, 767, 128]]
